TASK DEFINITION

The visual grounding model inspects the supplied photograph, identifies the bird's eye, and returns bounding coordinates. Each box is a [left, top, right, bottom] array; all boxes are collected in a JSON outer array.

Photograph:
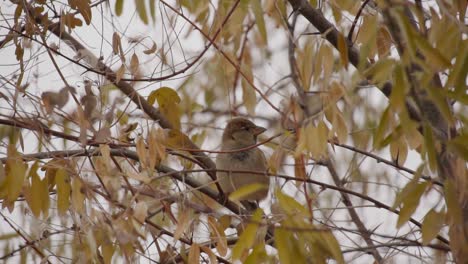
[[242, 126, 249, 130]]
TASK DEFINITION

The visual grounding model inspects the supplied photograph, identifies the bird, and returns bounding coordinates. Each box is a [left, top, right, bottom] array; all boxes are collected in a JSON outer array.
[[216, 117, 270, 203]]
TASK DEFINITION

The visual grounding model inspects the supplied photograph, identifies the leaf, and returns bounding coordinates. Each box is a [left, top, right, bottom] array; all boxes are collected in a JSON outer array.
[[244, 242, 267, 264], [337, 34, 349, 69], [276, 189, 310, 217], [390, 64, 408, 112], [149, 0, 157, 23], [421, 209, 445, 245], [173, 209, 191, 240], [136, 136, 148, 169], [143, 41, 158, 54], [147, 127, 166, 168], [115, 64, 125, 83], [188, 243, 200, 264], [390, 136, 408, 166], [148, 87, 181, 130], [396, 182, 428, 228], [71, 177, 85, 214], [251, 0, 267, 45], [135, 0, 149, 24], [207, 216, 227, 256], [112, 32, 121, 55], [56, 168, 71, 216], [241, 64, 257, 116], [115, 0, 123, 16], [68, 0, 92, 25], [4, 146, 27, 209], [444, 180, 463, 226], [446, 39, 468, 92], [133, 201, 148, 223], [275, 228, 293, 264], [130, 53, 139, 75], [232, 209, 263, 260], [423, 123, 438, 172], [413, 33, 451, 70], [228, 183, 269, 202], [320, 231, 345, 264], [377, 26, 392, 58], [364, 58, 395, 85]]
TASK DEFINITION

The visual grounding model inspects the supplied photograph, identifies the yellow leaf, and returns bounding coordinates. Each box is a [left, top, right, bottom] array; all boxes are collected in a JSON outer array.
[[207, 216, 228, 257], [0, 161, 6, 199], [174, 209, 192, 240], [294, 156, 306, 184], [390, 64, 408, 112], [148, 87, 181, 130], [337, 34, 349, 69], [332, 107, 347, 143], [165, 129, 192, 149], [188, 243, 200, 264], [232, 209, 263, 260], [136, 136, 148, 169], [275, 228, 293, 264], [423, 123, 438, 172], [251, 0, 267, 45], [133, 201, 148, 223], [229, 183, 269, 202], [4, 147, 27, 209], [377, 26, 392, 58], [241, 64, 257, 116], [396, 182, 428, 228], [143, 41, 158, 55], [444, 180, 463, 226], [147, 127, 166, 168], [244, 243, 267, 264], [364, 59, 395, 85], [413, 34, 451, 70], [29, 163, 44, 217], [390, 136, 408, 166], [421, 209, 445, 245], [71, 177, 85, 214], [102, 243, 115, 264], [56, 168, 71, 216], [320, 231, 345, 264], [276, 189, 310, 217]]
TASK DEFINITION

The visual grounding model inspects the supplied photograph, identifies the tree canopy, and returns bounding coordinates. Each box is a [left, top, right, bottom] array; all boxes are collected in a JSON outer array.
[[0, 0, 467, 263]]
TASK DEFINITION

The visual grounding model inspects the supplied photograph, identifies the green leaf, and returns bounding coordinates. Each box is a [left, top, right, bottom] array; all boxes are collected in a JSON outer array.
[[149, 0, 157, 23], [135, 0, 149, 24], [115, 0, 124, 16]]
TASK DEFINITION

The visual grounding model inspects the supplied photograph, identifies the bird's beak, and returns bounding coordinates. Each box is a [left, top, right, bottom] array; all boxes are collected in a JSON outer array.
[[252, 126, 266, 136]]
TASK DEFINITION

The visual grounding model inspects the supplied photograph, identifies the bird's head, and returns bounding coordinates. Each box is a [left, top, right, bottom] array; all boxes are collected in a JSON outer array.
[[221, 117, 266, 149]]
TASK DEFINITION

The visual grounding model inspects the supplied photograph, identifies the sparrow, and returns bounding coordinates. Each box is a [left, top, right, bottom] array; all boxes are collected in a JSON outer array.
[[216, 117, 270, 203]]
